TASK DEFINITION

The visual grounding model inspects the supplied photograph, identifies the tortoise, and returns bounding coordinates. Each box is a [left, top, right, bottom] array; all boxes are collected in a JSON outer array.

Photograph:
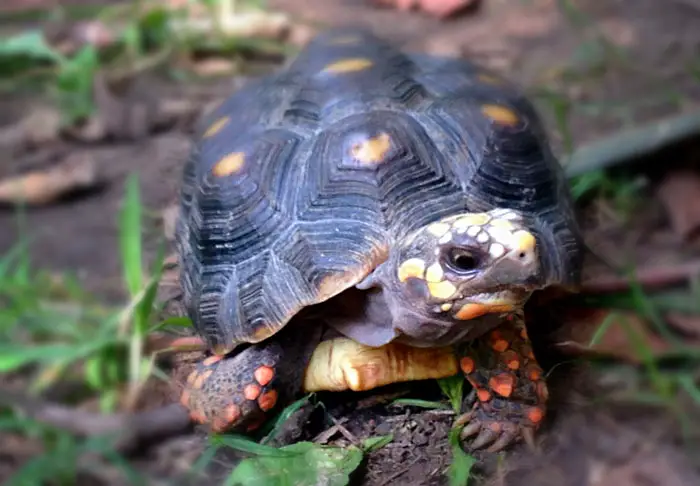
[[174, 27, 583, 452]]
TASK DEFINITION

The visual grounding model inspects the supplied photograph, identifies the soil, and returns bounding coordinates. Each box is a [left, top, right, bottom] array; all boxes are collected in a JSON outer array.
[[2, 0, 700, 485]]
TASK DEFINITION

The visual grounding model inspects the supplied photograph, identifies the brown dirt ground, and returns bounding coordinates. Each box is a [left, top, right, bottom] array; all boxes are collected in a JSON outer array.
[[2, 0, 700, 485]]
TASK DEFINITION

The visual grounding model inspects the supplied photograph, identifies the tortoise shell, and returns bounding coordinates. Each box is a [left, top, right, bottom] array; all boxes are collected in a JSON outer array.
[[175, 28, 582, 354]]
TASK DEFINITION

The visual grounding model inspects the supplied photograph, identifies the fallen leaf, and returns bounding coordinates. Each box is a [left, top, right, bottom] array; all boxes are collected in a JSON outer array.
[[287, 24, 317, 48], [0, 153, 100, 206], [161, 203, 180, 240], [656, 170, 700, 242], [191, 58, 239, 77], [0, 105, 62, 149], [169, 9, 291, 41], [371, 0, 481, 19], [665, 312, 700, 338]]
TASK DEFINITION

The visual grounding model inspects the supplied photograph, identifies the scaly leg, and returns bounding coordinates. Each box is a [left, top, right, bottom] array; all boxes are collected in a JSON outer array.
[[181, 325, 322, 433], [455, 313, 548, 452]]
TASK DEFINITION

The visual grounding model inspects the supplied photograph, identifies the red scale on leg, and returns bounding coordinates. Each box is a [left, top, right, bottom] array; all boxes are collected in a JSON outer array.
[[178, 325, 322, 435], [455, 315, 549, 452]]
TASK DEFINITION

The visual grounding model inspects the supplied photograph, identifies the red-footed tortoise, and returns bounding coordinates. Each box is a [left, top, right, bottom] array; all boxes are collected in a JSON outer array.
[[175, 27, 583, 452]]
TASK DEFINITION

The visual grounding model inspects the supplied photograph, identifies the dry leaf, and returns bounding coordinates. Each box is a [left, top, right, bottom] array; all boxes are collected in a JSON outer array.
[[0, 153, 100, 206], [665, 312, 700, 338], [191, 58, 239, 77], [656, 170, 700, 242], [371, 0, 480, 19], [162, 204, 179, 240]]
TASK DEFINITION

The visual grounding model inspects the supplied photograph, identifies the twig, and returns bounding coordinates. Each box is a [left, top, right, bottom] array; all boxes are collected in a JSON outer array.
[[580, 260, 700, 293], [312, 424, 341, 444], [379, 455, 422, 486], [564, 110, 700, 178], [0, 386, 192, 453]]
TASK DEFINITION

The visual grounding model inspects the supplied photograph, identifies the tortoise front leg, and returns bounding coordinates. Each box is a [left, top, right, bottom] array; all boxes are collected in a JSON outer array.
[[181, 326, 322, 433], [456, 313, 548, 452]]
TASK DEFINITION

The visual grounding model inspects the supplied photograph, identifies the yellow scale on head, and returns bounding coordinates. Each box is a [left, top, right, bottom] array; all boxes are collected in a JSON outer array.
[[427, 280, 457, 300], [397, 258, 426, 283]]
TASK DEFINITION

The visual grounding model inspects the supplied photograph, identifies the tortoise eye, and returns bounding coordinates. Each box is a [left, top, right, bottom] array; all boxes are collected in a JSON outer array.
[[444, 247, 481, 273]]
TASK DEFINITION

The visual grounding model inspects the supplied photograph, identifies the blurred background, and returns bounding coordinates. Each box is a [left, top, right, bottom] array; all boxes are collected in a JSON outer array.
[[1, 1, 700, 485]]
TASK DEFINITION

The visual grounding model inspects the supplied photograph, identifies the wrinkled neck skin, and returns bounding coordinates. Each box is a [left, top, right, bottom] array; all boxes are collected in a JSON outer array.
[[325, 260, 526, 349], [350, 258, 524, 348]]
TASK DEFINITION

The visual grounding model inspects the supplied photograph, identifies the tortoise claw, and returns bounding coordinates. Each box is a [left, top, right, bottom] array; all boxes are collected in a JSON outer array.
[[460, 420, 481, 439], [456, 406, 537, 452], [486, 429, 519, 453], [470, 427, 498, 450]]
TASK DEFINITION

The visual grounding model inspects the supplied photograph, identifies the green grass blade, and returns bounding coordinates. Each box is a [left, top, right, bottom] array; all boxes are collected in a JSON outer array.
[[362, 434, 394, 453], [392, 398, 451, 410], [447, 427, 476, 486], [438, 375, 464, 413], [119, 174, 143, 298], [212, 434, 300, 457]]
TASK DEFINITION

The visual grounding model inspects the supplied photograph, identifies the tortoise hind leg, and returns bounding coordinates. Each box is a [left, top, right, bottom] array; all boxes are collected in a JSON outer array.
[[181, 325, 323, 433], [456, 314, 548, 452]]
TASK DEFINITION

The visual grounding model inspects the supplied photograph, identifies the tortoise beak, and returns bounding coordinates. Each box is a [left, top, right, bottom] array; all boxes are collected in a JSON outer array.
[[453, 290, 530, 320]]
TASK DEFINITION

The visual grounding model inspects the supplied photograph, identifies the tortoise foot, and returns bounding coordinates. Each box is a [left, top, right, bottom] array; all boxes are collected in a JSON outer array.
[[181, 353, 282, 433], [455, 397, 542, 452], [456, 314, 548, 452], [181, 327, 322, 433]]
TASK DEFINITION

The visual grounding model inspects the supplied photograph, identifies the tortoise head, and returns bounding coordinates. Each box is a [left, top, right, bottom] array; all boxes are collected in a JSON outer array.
[[358, 208, 544, 345]]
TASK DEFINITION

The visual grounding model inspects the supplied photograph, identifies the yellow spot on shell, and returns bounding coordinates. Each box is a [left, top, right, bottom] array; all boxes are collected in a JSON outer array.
[[512, 230, 536, 253], [440, 303, 453, 312], [482, 104, 520, 126], [427, 222, 450, 237], [323, 58, 373, 74], [452, 213, 490, 229], [350, 133, 391, 165], [427, 280, 457, 300], [425, 262, 444, 283], [203, 116, 229, 138], [212, 152, 245, 177], [398, 258, 426, 282]]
